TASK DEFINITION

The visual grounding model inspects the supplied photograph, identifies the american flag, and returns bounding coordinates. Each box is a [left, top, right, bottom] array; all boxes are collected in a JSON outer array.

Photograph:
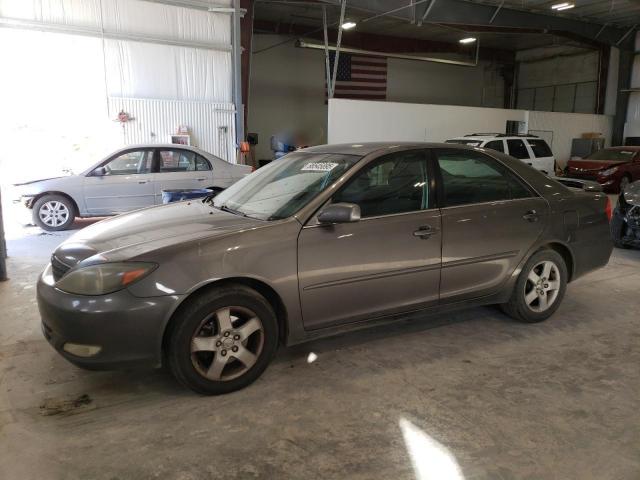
[[326, 52, 387, 100]]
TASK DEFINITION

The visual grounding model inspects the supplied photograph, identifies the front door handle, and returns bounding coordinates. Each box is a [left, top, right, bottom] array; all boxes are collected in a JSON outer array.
[[413, 225, 436, 239], [138, 180, 148, 184], [196, 177, 206, 181], [523, 210, 539, 222]]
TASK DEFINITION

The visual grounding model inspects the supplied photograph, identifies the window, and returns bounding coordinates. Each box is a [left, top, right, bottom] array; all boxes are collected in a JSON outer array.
[[484, 140, 504, 153], [213, 152, 359, 220], [436, 150, 533, 207], [527, 139, 552, 158], [195, 155, 212, 171], [506, 140, 530, 160], [159, 150, 209, 172], [332, 150, 428, 217], [104, 150, 153, 175]]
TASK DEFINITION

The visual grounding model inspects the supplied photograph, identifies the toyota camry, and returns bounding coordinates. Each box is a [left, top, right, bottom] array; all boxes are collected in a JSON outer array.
[[37, 143, 613, 394]]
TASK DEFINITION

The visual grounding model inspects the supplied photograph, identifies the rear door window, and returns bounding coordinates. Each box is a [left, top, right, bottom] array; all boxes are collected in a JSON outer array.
[[159, 150, 198, 172], [506, 139, 531, 160], [484, 140, 504, 153], [527, 139, 553, 158], [436, 149, 533, 207]]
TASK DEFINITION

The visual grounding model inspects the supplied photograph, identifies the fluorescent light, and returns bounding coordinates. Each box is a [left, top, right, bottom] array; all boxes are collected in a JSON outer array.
[[341, 21, 357, 30], [551, 2, 574, 10], [459, 37, 477, 44]]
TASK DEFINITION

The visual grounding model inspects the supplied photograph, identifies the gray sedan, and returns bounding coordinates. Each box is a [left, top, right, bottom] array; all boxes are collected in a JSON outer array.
[[13, 144, 251, 231], [37, 143, 613, 394]]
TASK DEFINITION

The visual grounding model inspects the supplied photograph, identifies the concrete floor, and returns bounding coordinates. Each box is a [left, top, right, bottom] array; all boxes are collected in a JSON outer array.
[[1, 215, 639, 480]]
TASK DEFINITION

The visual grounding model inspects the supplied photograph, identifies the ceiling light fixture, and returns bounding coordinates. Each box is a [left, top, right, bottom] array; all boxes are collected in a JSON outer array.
[[459, 37, 477, 44], [551, 2, 575, 10], [341, 21, 357, 30]]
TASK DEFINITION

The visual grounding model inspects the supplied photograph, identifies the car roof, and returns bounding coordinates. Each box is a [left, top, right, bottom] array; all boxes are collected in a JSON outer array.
[[601, 146, 640, 151], [300, 142, 471, 156], [448, 135, 539, 141]]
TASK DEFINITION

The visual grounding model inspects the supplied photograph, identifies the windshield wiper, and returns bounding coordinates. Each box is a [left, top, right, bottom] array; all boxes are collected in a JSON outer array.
[[218, 204, 248, 217]]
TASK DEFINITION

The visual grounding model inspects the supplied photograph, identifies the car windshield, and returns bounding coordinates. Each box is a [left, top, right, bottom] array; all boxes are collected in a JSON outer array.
[[586, 149, 636, 161], [212, 152, 361, 220]]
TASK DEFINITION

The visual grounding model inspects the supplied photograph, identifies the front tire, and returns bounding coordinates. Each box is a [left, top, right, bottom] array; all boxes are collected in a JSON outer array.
[[167, 284, 278, 395], [502, 249, 567, 323], [32, 194, 75, 231]]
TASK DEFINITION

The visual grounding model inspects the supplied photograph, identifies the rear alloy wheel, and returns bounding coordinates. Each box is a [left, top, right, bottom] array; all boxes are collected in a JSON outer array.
[[32, 194, 75, 231], [502, 249, 567, 323], [167, 285, 278, 395]]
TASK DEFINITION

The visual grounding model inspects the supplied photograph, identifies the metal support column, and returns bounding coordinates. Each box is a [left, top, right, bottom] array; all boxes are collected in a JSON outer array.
[[329, 0, 347, 100], [322, 6, 332, 98], [232, 0, 244, 152], [0, 190, 8, 282]]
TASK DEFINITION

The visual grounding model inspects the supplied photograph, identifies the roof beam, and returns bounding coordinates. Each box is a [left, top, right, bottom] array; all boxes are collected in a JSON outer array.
[[318, 0, 635, 49]]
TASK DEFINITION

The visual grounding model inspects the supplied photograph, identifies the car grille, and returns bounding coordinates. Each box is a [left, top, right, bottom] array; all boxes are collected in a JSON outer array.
[[51, 255, 71, 281], [567, 170, 599, 181]]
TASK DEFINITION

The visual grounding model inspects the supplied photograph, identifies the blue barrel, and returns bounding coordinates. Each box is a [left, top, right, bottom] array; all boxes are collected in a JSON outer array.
[[161, 188, 212, 204]]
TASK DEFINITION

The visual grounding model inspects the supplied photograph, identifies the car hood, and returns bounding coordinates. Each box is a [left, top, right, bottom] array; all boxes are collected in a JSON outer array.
[[567, 159, 627, 172], [54, 201, 266, 267], [13, 176, 67, 186]]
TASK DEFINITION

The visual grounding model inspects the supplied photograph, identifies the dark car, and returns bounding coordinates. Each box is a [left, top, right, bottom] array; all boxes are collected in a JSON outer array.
[[611, 180, 640, 249], [565, 146, 640, 192], [37, 143, 613, 394]]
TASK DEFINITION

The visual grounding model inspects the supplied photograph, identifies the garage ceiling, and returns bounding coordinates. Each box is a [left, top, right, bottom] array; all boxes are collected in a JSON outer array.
[[474, 0, 640, 28], [254, 0, 638, 50]]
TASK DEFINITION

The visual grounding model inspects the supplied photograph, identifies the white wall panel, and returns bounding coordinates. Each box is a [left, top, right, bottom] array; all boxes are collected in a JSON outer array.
[[328, 99, 527, 144], [528, 111, 612, 165], [328, 99, 613, 168], [104, 40, 232, 102], [108, 97, 236, 162]]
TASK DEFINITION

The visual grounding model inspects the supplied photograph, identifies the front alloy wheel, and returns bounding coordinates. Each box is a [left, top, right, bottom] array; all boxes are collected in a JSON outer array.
[[167, 285, 278, 395], [32, 194, 75, 231], [191, 307, 264, 381]]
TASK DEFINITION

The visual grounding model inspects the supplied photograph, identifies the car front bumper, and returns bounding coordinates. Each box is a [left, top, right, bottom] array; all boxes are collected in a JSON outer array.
[[37, 267, 183, 370]]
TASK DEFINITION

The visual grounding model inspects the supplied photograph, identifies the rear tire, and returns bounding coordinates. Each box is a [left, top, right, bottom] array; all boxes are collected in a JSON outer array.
[[167, 284, 278, 395], [32, 194, 76, 231], [501, 249, 567, 323]]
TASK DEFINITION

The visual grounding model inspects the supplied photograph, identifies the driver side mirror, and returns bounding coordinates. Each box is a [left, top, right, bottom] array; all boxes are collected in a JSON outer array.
[[317, 203, 361, 224], [92, 166, 107, 176]]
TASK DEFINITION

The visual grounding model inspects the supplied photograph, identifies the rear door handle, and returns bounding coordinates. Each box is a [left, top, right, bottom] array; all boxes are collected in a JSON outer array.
[[196, 177, 206, 181], [523, 210, 539, 222], [413, 225, 437, 239], [138, 180, 148, 184]]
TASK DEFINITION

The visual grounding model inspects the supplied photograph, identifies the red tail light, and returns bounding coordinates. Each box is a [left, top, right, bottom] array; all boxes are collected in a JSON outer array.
[[605, 196, 612, 222]]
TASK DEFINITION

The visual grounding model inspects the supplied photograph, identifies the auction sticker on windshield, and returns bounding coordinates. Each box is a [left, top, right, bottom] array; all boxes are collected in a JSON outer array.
[[301, 162, 339, 172]]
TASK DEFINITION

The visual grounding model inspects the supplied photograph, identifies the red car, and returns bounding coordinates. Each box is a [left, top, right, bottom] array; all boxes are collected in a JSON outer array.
[[565, 147, 640, 192]]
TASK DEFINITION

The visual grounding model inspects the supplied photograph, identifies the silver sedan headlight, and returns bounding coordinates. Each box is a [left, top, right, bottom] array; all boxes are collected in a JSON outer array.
[[55, 262, 157, 295]]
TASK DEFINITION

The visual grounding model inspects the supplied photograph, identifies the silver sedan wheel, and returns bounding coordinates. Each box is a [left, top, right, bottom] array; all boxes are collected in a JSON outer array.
[[524, 260, 561, 313], [191, 306, 264, 381], [38, 200, 70, 228]]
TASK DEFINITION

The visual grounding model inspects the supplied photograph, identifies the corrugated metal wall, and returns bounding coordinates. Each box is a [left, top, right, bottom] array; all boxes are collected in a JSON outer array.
[[0, 0, 237, 182], [108, 97, 236, 161]]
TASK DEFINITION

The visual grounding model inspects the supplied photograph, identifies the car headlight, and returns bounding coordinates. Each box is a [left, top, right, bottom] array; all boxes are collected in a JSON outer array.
[[600, 166, 619, 176], [55, 262, 157, 295]]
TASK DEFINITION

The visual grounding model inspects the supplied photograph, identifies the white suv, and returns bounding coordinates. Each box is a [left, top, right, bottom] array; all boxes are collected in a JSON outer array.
[[446, 134, 555, 174]]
